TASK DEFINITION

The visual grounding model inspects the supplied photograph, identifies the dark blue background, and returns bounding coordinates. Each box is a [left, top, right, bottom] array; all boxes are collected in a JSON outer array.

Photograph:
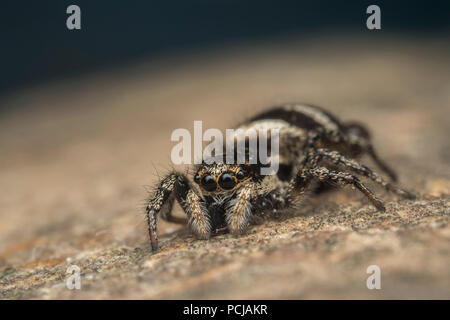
[[1, 0, 449, 96]]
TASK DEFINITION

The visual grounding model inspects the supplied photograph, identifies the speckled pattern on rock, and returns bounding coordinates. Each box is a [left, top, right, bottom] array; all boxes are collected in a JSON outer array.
[[0, 36, 449, 299]]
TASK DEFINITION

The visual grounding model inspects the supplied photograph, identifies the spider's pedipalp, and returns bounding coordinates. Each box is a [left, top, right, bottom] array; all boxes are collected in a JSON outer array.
[[184, 189, 211, 239], [225, 183, 254, 235]]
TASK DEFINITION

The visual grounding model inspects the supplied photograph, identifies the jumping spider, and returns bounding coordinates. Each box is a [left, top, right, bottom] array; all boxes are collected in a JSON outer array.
[[145, 103, 415, 251]]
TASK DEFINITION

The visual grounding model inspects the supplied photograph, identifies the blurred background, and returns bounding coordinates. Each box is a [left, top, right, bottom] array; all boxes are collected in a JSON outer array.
[[0, 0, 449, 299], [2, 0, 450, 96]]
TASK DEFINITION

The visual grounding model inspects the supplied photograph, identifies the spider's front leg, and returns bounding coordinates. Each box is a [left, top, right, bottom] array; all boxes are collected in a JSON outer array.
[[145, 172, 210, 251], [225, 183, 254, 235]]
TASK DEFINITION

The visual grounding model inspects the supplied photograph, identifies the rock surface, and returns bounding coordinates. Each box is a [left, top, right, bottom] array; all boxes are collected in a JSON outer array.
[[0, 36, 449, 299]]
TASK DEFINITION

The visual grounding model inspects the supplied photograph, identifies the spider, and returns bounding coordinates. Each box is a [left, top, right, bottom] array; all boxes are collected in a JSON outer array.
[[145, 103, 415, 252]]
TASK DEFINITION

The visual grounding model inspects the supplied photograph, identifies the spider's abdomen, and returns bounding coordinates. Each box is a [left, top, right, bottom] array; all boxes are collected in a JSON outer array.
[[235, 104, 342, 176], [247, 103, 344, 133]]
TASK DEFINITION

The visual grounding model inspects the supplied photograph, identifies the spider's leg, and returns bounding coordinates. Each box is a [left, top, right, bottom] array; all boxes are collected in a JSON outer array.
[[159, 193, 188, 225], [343, 122, 398, 182], [308, 166, 386, 211], [300, 127, 348, 168], [145, 172, 210, 252], [225, 183, 254, 235], [305, 127, 398, 182], [284, 168, 314, 208], [312, 148, 415, 199], [146, 174, 178, 251], [366, 145, 398, 182]]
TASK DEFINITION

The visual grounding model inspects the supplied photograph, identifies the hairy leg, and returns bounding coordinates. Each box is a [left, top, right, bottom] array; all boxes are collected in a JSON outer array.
[[308, 166, 386, 211], [305, 127, 399, 182], [286, 165, 385, 211], [285, 168, 314, 208], [145, 172, 210, 251], [310, 148, 415, 199]]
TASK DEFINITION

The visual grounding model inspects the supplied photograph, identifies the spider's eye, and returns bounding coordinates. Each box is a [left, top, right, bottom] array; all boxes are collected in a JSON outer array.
[[201, 175, 217, 191], [236, 170, 246, 180], [194, 174, 201, 184], [219, 173, 236, 190]]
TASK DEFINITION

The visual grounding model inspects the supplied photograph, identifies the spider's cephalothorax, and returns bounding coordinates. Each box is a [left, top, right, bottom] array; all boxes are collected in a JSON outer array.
[[145, 103, 415, 251]]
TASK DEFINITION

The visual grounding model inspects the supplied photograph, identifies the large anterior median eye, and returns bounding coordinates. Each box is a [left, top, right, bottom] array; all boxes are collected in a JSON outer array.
[[201, 175, 217, 191], [218, 173, 236, 190]]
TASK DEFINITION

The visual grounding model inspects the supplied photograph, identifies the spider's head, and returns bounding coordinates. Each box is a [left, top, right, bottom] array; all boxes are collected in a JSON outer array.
[[193, 162, 252, 194]]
